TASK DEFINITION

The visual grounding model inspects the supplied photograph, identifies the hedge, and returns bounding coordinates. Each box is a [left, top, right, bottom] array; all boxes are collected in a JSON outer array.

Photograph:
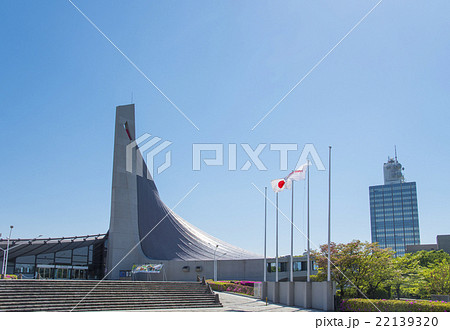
[[0, 274, 17, 280], [206, 280, 255, 296], [340, 298, 450, 312]]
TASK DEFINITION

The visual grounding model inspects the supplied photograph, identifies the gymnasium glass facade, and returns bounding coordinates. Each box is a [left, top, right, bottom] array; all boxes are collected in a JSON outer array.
[[2, 237, 106, 280]]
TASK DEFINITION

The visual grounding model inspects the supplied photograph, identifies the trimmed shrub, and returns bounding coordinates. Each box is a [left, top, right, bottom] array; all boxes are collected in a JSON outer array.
[[229, 280, 255, 287], [1, 274, 18, 280], [340, 298, 450, 312], [206, 280, 255, 296]]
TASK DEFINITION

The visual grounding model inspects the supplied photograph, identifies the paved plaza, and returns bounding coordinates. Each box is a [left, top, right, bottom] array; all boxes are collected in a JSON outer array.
[[146, 292, 321, 312]]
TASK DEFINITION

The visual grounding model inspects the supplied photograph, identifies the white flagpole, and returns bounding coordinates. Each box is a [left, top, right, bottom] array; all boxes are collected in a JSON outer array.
[[290, 181, 294, 282], [276, 192, 279, 283], [327, 146, 332, 282], [307, 159, 311, 282], [264, 187, 267, 282]]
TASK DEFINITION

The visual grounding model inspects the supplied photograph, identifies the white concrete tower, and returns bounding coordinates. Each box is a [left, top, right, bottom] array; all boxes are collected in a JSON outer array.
[[106, 104, 146, 279]]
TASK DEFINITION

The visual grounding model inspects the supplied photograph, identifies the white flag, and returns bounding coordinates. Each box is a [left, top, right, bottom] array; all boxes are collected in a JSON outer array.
[[286, 163, 308, 182]]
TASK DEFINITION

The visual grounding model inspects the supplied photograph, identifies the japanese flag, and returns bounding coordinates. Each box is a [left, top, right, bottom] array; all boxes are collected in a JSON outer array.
[[271, 178, 288, 193], [271, 163, 308, 193]]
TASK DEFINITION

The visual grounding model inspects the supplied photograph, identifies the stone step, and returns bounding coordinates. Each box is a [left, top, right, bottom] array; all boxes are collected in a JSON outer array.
[[0, 299, 218, 309], [0, 288, 209, 293], [0, 284, 209, 289], [0, 295, 217, 302], [0, 280, 199, 285], [0, 280, 201, 287], [0, 302, 222, 312], [0, 303, 222, 312], [0, 291, 211, 296], [0, 285, 205, 291], [0, 284, 207, 288], [0, 280, 220, 311]]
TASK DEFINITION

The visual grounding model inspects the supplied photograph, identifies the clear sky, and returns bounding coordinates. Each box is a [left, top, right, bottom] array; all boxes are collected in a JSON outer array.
[[1, 0, 449, 257]]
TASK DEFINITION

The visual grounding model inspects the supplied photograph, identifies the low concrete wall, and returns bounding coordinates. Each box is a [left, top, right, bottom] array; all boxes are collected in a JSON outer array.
[[294, 282, 312, 308], [278, 282, 295, 306], [132, 258, 311, 282], [267, 282, 279, 303], [294, 282, 306, 307], [312, 282, 328, 310], [267, 281, 335, 311], [279, 282, 289, 305]]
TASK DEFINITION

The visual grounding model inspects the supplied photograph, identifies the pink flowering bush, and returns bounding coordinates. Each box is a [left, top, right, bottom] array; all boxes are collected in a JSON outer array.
[[340, 298, 450, 312], [1, 274, 18, 280], [206, 280, 260, 296]]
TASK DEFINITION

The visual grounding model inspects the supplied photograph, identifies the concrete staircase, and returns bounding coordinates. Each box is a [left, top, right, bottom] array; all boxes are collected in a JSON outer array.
[[0, 280, 222, 311]]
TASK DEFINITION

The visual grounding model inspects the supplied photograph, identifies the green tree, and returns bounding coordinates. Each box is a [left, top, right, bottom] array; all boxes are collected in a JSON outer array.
[[396, 250, 450, 299], [390, 255, 420, 299], [408, 250, 450, 268], [312, 240, 395, 298], [357, 244, 396, 298], [421, 259, 450, 295]]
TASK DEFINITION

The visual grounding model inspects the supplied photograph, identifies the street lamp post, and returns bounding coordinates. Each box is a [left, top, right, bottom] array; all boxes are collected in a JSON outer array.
[[2, 226, 13, 277], [1, 248, 5, 278], [1, 232, 42, 279], [213, 245, 219, 281], [0, 233, 4, 278]]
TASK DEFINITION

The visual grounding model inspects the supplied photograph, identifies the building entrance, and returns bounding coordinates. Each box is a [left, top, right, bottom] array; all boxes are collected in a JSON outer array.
[[37, 265, 87, 279], [37, 266, 54, 279], [55, 267, 70, 279], [71, 268, 87, 280]]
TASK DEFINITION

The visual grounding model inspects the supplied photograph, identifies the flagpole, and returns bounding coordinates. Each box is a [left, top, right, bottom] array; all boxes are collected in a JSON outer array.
[[276, 192, 279, 283], [290, 181, 294, 282], [327, 146, 332, 282], [307, 159, 310, 282], [264, 187, 267, 283]]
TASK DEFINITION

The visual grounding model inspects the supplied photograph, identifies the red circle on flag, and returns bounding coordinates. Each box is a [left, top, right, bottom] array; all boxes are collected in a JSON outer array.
[[278, 180, 285, 189]]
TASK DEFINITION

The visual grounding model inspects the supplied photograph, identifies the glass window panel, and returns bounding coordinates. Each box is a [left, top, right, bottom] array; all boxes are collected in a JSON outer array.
[[16, 255, 35, 264], [36, 253, 54, 264], [56, 250, 72, 258], [73, 246, 88, 256], [15, 263, 35, 274]]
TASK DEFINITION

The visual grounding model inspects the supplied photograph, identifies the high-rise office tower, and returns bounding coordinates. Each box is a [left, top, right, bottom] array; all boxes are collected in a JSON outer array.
[[369, 153, 420, 256]]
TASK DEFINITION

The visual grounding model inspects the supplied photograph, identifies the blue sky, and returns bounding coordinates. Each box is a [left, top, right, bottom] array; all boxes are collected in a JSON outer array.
[[0, 0, 449, 257]]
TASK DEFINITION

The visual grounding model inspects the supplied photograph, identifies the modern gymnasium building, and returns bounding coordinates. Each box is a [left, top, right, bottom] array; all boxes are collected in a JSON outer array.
[[0, 104, 312, 281]]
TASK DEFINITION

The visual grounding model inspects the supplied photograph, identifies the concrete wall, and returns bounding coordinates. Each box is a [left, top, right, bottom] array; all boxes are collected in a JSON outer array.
[[267, 282, 279, 303], [279, 282, 295, 306], [294, 282, 307, 307], [406, 244, 438, 254], [405, 235, 450, 255], [279, 282, 289, 304], [312, 282, 328, 310], [264, 281, 335, 311], [132, 258, 310, 282], [437, 235, 450, 254]]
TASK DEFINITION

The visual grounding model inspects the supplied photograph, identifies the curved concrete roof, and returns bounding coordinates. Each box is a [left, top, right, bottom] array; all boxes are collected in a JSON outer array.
[[136, 158, 261, 261], [0, 234, 106, 260]]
